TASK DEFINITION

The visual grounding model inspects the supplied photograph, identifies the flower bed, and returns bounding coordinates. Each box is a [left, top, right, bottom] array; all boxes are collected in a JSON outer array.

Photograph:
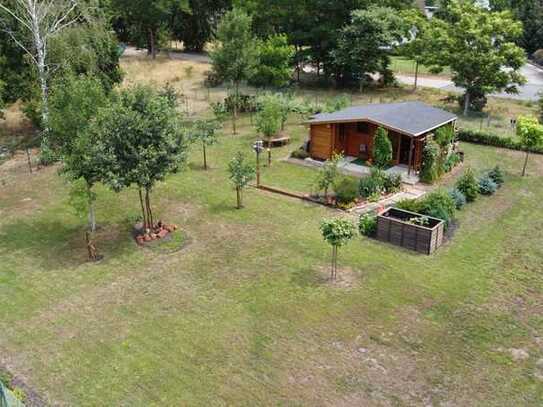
[[377, 208, 445, 255]]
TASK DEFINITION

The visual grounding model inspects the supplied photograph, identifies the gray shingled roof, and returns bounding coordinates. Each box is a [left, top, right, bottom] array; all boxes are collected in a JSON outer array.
[[308, 101, 457, 136]]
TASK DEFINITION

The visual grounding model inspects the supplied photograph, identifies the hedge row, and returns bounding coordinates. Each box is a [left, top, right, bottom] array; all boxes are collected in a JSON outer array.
[[457, 129, 543, 155]]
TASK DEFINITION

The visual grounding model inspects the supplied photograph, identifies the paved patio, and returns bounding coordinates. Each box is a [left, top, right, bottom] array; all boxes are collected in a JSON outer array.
[[294, 156, 420, 184]]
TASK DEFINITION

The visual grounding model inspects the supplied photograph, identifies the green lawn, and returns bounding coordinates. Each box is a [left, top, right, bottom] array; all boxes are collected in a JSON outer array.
[[1, 111, 543, 405], [390, 56, 452, 77]]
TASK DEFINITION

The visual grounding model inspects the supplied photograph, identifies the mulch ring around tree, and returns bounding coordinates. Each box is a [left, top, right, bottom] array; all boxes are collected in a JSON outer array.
[[132, 221, 191, 254]]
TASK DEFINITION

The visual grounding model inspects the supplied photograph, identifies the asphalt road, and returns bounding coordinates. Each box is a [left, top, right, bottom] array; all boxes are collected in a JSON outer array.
[[397, 63, 543, 101]]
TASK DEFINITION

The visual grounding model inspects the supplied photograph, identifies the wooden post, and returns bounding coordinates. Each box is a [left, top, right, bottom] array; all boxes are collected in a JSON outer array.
[[396, 134, 401, 164], [407, 137, 414, 176]]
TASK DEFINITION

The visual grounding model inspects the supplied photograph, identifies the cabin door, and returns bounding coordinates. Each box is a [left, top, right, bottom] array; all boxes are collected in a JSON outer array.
[[399, 135, 412, 165]]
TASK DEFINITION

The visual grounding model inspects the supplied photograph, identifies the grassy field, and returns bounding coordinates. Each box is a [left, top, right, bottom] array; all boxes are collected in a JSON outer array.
[[1, 53, 543, 406], [390, 56, 452, 77]]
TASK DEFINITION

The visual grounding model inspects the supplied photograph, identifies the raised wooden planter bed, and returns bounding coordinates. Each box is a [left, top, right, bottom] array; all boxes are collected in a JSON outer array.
[[377, 208, 445, 255]]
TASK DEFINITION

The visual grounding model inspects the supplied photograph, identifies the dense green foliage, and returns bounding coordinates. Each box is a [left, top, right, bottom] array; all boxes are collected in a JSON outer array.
[[333, 177, 359, 205], [516, 115, 543, 176], [421, 0, 526, 114], [449, 188, 467, 210], [358, 213, 377, 237], [420, 138, 439, 183], [478, 175, 498, 195], [456, 168, 479, 202], [332, 7, 407, 87], [372, 127, 393, 169], [313, 153, 342, 199], [458, 129, 543, 154], [488, 166, 505, 187], [249, 34, 294, 88]]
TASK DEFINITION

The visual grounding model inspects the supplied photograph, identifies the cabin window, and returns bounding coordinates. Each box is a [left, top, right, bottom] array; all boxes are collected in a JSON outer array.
[[357, 122, 370, 133]]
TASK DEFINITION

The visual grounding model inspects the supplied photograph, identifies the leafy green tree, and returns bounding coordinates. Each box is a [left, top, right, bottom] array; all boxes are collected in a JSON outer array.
[[88, 85, 188, 229], [210, 8, 257, 134], [49, 20, 123, 92], [228, 151, 256, 209], [400, 9, 431, 90], [314, 153, 343, 200], [319, 218, 356, 280], [172, 0, 230, 52], [419, 138, 439, 184], [372, 127, 393, 169], [517, 115, 543, 176], [49, 74, 111, 232], [434, 125, 455, 175], [249, 34, 294, 88], [111, 0, 189, 58], [423, 0, 526, 115], [332, 7, 408, 87], [490, 0, 543, 55], [255, 94, 282, 164], [190, 118, 220, 170]]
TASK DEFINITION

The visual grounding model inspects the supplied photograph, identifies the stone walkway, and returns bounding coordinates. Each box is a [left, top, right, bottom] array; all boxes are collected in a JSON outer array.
[[349, 184, 428, 216]]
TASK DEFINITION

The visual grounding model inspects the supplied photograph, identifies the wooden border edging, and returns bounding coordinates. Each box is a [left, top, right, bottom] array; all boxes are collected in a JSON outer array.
[[254, 184, 332, 208]]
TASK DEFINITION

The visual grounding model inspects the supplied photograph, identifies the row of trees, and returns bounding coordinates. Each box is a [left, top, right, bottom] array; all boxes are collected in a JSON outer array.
[[49, 74, 188, 233]]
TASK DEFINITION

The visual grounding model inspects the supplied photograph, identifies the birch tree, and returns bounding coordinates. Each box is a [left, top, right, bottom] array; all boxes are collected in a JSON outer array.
[[0, 0, 80, 137]]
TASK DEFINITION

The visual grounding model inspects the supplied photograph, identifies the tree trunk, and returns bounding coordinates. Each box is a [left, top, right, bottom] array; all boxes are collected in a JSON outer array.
[[414, 61, 419, 91], [87, 183, 96, 233], [463, 91, 470, 116], [203, 142, 207, 170], [149, 28, 157, 59], [232, 82, 238, 135], [522, 150, 530, 176], [26, 148, 32, 173], [236, 187, 242, 209], [145, 188, 154, 229], [139, 188, 148, 229]]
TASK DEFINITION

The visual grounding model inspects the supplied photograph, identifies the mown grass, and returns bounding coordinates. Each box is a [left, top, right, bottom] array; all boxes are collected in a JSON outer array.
[[1, 53, 542, 406]]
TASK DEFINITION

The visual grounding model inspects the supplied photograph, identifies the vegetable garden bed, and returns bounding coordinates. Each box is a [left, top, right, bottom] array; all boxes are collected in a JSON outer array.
[[377, 208, 445, 255]]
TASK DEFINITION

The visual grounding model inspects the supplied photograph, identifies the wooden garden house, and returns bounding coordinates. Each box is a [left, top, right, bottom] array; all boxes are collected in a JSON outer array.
[[307, 101, 457, 173]]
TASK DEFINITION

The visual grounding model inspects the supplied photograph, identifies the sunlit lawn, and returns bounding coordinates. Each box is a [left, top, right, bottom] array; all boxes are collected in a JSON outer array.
[[1, 53, 542, 406]]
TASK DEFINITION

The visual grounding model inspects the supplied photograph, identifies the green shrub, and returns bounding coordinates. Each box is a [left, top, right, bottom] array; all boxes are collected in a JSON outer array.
[[457, 129, 543, 155], [456, 168, 479, 202], [372, 127, 393, 169], [383, 173, 402, 194], [291, 148, 309, 159], [396, 198, 423, 213], [359, 168, 385, 198], [420, 189, 456, 225], [442, 152, 462, 173], [478, 175, 498, 195], [334, 177, 359, 205], [359, 214, 377, 237], [488, 165, 504, 187], [449, 188, 467, 209], [420, 139, 439, 183]]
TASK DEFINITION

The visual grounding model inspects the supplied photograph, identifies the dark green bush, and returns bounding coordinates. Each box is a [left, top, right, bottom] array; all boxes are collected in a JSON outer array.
[[383, 173, 402, 194], [359, 214, 377, 237], [488, 165, 504, 187], [420, 139, 439, 183], [334, 177, 359, 205], [457, 129, 543, 154], [456, 168, 479, 202], [359, 168, 385, 198], [420, 189, 456, 225], [224, 94, 258, 113], [442, 152, 462, 173], [449, 188, 467, 209], [533, 49, 543, 66], [372, 127, 393, 169], [290, 148, 309, 159], [478, 175, 498, 195], [396, 198, 423, 214]]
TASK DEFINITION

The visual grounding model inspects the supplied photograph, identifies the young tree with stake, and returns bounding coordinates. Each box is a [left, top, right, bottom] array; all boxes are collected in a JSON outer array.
[[517, 115, 543, 177], [320, 218, 356, 281], [49, 74, 110, 232], [228, 152, 255, 209], [210, 8, 257, 134], [190, 119, 220, 170], [255, 94, 282, 165]]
